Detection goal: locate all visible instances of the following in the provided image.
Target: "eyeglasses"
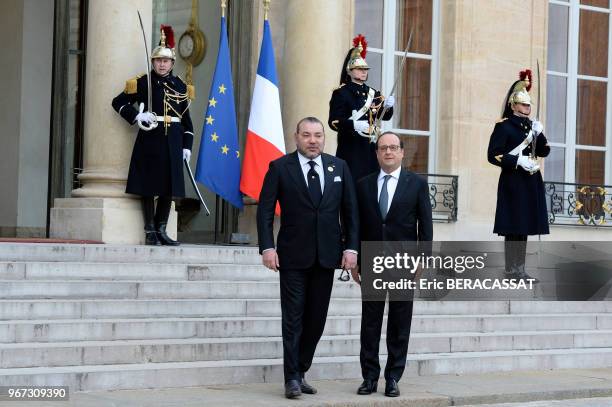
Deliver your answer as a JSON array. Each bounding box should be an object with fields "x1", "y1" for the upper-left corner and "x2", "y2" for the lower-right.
[{"x1": 377, "y1": 145, "x2": 401, "y2": 152}]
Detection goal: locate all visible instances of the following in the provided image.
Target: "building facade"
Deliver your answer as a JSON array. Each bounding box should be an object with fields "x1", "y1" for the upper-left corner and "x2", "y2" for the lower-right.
[{"x1": 1, "y1": 0, "x2": 611, "y2": 244}]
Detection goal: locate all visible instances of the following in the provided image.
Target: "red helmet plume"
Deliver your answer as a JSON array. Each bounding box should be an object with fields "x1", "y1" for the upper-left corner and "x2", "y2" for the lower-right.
[
  {"x1": 352, "y1": 34, "x2": 367, "y2": 58},
  {"x1": 519, "y1": 69, "x2": 532, "y2": 91},
  {"x1": 160, "y1": 25, "x2": 175, "y2": 49}
]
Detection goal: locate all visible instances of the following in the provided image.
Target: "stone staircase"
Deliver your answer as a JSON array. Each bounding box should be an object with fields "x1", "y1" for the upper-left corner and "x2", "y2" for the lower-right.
[{"x1": 0, "y1": 243, "x2": 611, "y2": 392}]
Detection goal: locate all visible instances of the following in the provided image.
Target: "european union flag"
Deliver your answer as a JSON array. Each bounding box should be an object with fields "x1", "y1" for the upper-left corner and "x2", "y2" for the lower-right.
[{"x1": 195, "y1": 16, "x2": 243, "y2": 209}]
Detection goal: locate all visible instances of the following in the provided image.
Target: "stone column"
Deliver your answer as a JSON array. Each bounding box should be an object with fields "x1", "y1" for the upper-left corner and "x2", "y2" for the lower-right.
[
  {"x1": 280, "y1": 0, "x2": 353, "y2": 154},
  {"x1": 237, "y1": 0, "x2": 353, "y2": 242},
  {"x1": 50, "y1": 0, "x2": 177, "y2": 243}
]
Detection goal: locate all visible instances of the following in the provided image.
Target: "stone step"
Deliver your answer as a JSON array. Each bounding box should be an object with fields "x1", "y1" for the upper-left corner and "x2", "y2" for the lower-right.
[
  {"x1": 2, "y1": 330, "x2": 612, "y2": 369},
  {"x1": 1, "y1": 314, "x2": 608, "y2": 343},
  {"x1": 0, "y1": 243, "x2": 261, "y2": 264},
  {"x1": 0, "y1": 280, "x2": 362, "y2": 299},
  {"x1": 0, "y1": 298, "x2": 363, "y2": 320},
  {"x1": 3, "y1": 348, "x2": 612, "y2": 392},
  {"x1": 2, "y1": 295, "x2": 611, "y2": 321},
  {"x1": 0, "y1": 262, "x2": 282, "y2": 281}
]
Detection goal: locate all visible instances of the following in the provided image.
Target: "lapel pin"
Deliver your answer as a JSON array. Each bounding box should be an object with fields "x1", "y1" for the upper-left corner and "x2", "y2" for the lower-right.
[{"x1": 328, "y1": 166, "x2": 334, "y2": 172}]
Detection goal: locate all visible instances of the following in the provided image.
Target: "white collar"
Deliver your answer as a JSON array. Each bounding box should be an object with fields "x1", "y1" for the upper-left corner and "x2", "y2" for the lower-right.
[
  {"x1": 297, "y1": 151, "x2": 323, "y2": 167},
  {"x1": 378, "y1": 166, "x2": 402, "y2": 181}
]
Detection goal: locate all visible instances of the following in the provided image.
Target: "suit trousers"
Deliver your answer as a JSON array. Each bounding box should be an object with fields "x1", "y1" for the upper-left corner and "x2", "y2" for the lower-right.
[
  {"x1": 279, "y1": 264, "x2": 334, "y2": 382},
  {"x1": 360, "y1": 296, "x2": 413, "y2": 381}
]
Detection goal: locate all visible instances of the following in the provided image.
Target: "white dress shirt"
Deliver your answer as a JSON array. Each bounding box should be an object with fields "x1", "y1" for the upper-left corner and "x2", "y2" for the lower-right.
[
  {"x1": 377, "y1": 166, "x2": 401, "y2": 214},
  {"x1": 297, "y1": 152, "x2": 324, "y2": 193}
]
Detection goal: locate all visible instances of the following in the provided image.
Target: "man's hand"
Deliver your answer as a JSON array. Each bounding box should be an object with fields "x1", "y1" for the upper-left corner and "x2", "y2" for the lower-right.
[
  {"x1": 353, "y1": 120, "x2": 370, "y2": 134},
  {"x1": 341, "y1": 251, "x2": 357, "y2": 271},
  {"x1": 262, "y1": 249, "x2": 280, "y2": 272},
  {"x1": 135, "y1": 111, "x2": 156, "y2": 125},
  {"x1": 351, "y1": 266, "x2": 361, "y2": 285},
  {"x1": 182, "y1": 149, "x2": 192, "y2": 162},
  {"x1": 517, "y1": 155, "x2": 536, "y2": 172},
  {"x1": 383, "y1": 95, "x2": 395, "y2": 108},
  {"x1": 532, "y1": 120, "x2": 543, "y2": 135}
]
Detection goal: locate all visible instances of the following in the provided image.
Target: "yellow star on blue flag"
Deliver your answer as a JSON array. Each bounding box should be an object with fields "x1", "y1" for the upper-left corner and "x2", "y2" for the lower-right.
[{"x1": 195, "y1": 16, "x2": 243, "y2": 209}]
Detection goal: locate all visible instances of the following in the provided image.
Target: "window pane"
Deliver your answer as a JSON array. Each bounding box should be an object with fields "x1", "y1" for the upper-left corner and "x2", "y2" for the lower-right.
[
  {"x1": 576, "y1": 79, "x2": 607, "y2": 146},
  {"x1": 575, "y1": 150, "x2": 605, "y2": 185},
  {"x1": 545, "y1": 75, "x2": 567, "y2": 143},
  {"x1": 395, "y1": 57, "x2": 430, "y2": 130},
  {"x1": 581, "y1": 0, "x2": 609, "y2": 7},
  {"x1": 544, "y1": 147, "x2": 565, "y2": 183},
  {"x1": 400, "y1": 135, "x2": 429, "y2": 172},
  {"x1": 396, "y1": 0, "x2": 432, "y2": 54},
  {"x1": 578, "y1": 9, "x2": 609, "y2": 77},
  {"x1": 355, "y1": 0, "x2": 384, "y2": 48},
  {"x1": 547, "y1": 4, "x2": 569, "y2": 73},
  {"x1": 365, "y1": 52, "x2": 383, "y2": 92}
]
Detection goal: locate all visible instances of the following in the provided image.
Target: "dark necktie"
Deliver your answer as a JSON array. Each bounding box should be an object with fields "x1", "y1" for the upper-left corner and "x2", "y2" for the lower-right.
[
  {"x1": 307, "y1": 161, "x2": 322, "y2": 206},
  {"x1": 379, "y1": 174, "x2": 391, "y2": 220}
]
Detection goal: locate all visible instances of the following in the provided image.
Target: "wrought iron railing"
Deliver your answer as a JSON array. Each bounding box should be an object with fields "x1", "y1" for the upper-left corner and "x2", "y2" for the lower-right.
[
  {"x1": 544, "y1": 181, "x2": 612, "y2": 227},
  {"x1": 417, "y1": 173, "x2": 458, "y2": 222}
]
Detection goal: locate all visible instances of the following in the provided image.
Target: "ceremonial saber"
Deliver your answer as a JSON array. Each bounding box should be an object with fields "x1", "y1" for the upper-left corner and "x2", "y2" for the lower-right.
[
  {"x1": 137, "y1": 10, "x2": 158, "y2": 131},
  {"x1": 373, "y1": 28, "x2": 414, "y2": 134},
  {"x1": 532, "y1": 60, "x2": 541, "y2": 158},
  {"x1": 184, "y1": 159, "x2": 211, "y2": 216}
]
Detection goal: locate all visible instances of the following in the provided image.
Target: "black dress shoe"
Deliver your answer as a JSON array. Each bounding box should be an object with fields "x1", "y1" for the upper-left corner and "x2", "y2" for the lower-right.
[
  {"x1": 300, "y1": 376, "x2": 317, "y2": 394},
  {"x1": 156, "y1": 223, "x2": 180, "y2": 246},
  {"x1": 384, "y1": 379, "x2": 400, "y2": 397},
  {"x1": 357, "y1": 379, "x2": 378, "y2": 395},
  {"x1": 284, "y1": 379, "x2": 301, "y2": 399}
]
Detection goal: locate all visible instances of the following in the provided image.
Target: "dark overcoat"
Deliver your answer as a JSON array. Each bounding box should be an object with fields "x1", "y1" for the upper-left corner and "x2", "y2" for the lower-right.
[
  {"x1": 111, "y1": 70, "x2": 194, "y2": 197},
  {"x1": 487, "y1": 114, "x2": 550, "y2": 236}
]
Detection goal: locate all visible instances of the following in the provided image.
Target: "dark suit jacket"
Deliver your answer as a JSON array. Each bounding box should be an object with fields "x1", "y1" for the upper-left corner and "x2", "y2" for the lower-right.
[
  {"x1": 257, "y1": 151, "x2": 359, "y2": 270},
  {"x1": 356, "y1": 169, "x2": 433, "y2": 242}
]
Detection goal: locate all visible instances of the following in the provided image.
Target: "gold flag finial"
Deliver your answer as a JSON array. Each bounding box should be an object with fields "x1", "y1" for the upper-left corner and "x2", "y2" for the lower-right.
[
  {"x1": 221, "y1": 0, "x2": 227, "y2": 18},
  {"x1": 264, "y1": 0, "x2": 271, "y2": 20}
]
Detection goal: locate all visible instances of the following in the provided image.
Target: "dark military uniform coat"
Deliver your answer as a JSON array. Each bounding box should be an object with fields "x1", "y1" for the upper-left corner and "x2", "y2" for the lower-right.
[
  {"x1": 112, "y1": 70, "x2": 194, "y2": 197},
  {"x1": 487, "y1": 114, "x2": 550, "y2": 236},
  {"x1": 328, "y1": 81, "x2": 393, "y2": 185}
]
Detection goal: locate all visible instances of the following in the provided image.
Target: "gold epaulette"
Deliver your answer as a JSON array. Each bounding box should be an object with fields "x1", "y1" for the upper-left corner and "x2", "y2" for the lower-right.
[
  {"x1": 333, "y1": 83, "x2": 346, "y2": 91},
  {"x1": 496, "y1": 117, "x2": 508, "y2": 123},
  {"x1": 124, "y1": 74, "x2": 144, "y2": 94},
  {"x1": 495, "y1": 154, "x2": 503, "y2": 162}
]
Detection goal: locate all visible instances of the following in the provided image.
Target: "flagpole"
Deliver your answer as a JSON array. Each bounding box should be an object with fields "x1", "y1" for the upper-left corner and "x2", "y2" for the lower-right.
[
  {"x1": 263, "y1": 0, "x2": 270, "y2": 20},
  {"x1": 221, "y1": 0, "x2": 226, "y2": 18}
]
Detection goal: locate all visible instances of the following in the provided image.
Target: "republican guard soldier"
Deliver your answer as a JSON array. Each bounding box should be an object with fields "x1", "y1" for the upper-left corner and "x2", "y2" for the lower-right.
[
  {"x1": 487, "y1": 69, "x2": 550, "y2": 281},
  {"x1": 112, "y1": 25, "x2": 195, "y2": 246},
  {"x1": 328, "y1": 35, "x2": 395, "y2": 186}
]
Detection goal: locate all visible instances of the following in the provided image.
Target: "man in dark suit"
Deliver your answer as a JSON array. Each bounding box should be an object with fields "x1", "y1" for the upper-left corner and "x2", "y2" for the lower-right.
[
  {"x1": 257, "y1": 117, "x2": 359, "y2": 399},
  {"x1": 352, "y1": 131, "x2": 433, "y2": 397}
]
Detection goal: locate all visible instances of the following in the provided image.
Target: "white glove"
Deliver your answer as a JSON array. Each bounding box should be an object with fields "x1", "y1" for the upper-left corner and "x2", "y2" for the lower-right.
[
  {"x1": 532, "y1": 120, "x2": 543, "y2": 135},
  {"x1": 517, "y1": 155, "x2": 535, "y2": 171},
  {"x1": 384, "y1": 95, "x2": 395, "y2": 108},
  {"x1": 135, "y1": 111, "x2": 156, "y2": 125},
  {"x1": 353, "y1": 120, "x2": 370, "y2": 134},
  {"x1": 182, "y1": 149, "x2": 191, "y2": 162}
]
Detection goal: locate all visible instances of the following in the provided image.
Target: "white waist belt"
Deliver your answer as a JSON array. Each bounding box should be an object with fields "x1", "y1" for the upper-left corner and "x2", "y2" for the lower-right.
[{"x1": 155, "y1": 115, "x2": 181, "y2": 123}]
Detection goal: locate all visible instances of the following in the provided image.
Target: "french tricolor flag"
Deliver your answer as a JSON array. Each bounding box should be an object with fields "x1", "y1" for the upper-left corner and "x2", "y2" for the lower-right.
[{"x1": 240, "y1": 19, "x2": 285, "y2": 208}]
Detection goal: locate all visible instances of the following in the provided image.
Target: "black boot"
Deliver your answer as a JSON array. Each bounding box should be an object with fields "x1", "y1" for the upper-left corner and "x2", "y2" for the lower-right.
[
  {"x1": 142, "y1": 198, "x2": 161, "y2": 246},
  {"x1": 145, "y1": 223, "x2": 162, "y2": 246},
  {"x1": 156, "y1": 222, "x2": 180, "y2": 246}
]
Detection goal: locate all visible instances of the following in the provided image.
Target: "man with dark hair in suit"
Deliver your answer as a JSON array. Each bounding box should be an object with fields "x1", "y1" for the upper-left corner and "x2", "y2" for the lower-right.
[
  {"x1": 257, "y1": 117, "x2": 359, "y2": 399},
  {"x1": 352, "y1": 131, "x2": 433, "y2": 397}
]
